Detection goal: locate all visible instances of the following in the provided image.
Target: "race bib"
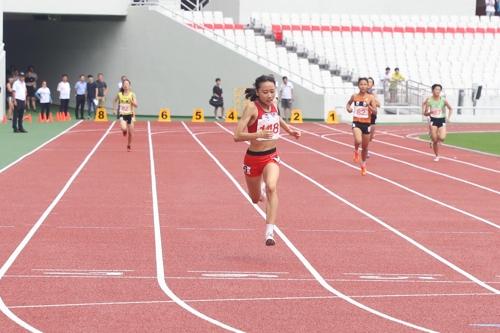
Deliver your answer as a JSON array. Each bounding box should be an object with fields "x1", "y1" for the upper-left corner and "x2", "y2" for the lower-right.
[
  {"x1": 256, "y1": 112, "x2": 280, "y2": 141},
  {"x1": 431, "y1": 108, "x2": 441, "y2": 117},
  {"x1": 354, "y1": 106, "x2": 369, "y2": 119},
  {"x1": 119, "y1": 103, "x2": 132, "y2": 115}
]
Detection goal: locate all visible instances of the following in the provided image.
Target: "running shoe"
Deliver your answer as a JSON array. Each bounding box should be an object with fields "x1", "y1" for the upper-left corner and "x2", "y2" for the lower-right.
[
  {"x1": 123, "y1": 130, "x2": 127, "y2": 137},
  {"x1": 354, "y1": 151, "x2": 360, "y2": 163},
  {"x1": 222, "y1": 116, "x2": 226, "y2": 120},
  {"x1": 367, "y1": 152, "x2": 371, "y2": 158},
  {"x1": 215, "y1": 117, "x2": 220, "y2": 120},
  {"x1": 259, "y1": 182, "x2": 266, "y2": 202},
  {"x1": 127, "y1": 146, "x2": 132, "y2": 152},
  {"x1": 361, "y1": 166, "x2": 367, "y2": 176},
  {"x1": 265, "y1": 233, "x2": 276, "y2": 246},
  {"x1": 434, "y1": 156, "x2": 439, "y2": 162}
]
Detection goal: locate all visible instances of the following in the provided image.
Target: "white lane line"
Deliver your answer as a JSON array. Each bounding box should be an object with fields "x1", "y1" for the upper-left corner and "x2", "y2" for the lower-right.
[
  {"x1": 32, "y1": 269, "x2": 134, "y2": 272},
  {"x1": 177, "y1": 228, "x2": 255, "y2": 231},
  {"x1": 150, "y1": 130, "x2": 186, "y2": 135},
  {"x1": 217, "y1": 123, "x2": 500, "y2": 288},
  {"x1": 0, "y1": 121, "x2": 115, "y2": 333},
  {"x1": 281, "y1": 141, "x2": 500, "y2": 295},
  {"x1": 0, "y1": 121, "x2": 83, "y2": 174},
  {"x1": 316, "y1": 123, "x2": 500, "y2": 174},
  {"x1": 147, "y1": 121, "x2": 243, "y2": 333},
  {"x1": 203, "y1": 122, "x2": 439, "y2": 332},
  {"x1": 290, "y1": 126, "x2": 500, "y2": 230},
  {"x1": 6, "y1": 274, "x2": 500, "y2": 285},
  {"x1": 297, "y1": 229, "x2": 375, "y2": 233},
  {"x1": 188, "y1": 271, "x2": 289, "y2": 274},
  {"x1": 320, "y1": 133, "x2": 500, "y2": 196},
  {"x1": 415, "y1": 231, "x2": 493, "y2": 235},
  {"x1": 56, "y1": 226, "x2": 136, "y2": 229},
  {"x1": 344, "y1": 273, "x2": 443, "y2": 276},
  {"x1": 7, "y1": 292, "x2": 497, "y2": 310}
]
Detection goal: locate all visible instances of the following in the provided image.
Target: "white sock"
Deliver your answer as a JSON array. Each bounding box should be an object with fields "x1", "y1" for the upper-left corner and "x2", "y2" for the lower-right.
[
  {"x1": 361, "y1": 161, "x2": 366, "y2": 166},
  {"x1": 265, "y1": 224, "x2": 274, "y2": 235}
]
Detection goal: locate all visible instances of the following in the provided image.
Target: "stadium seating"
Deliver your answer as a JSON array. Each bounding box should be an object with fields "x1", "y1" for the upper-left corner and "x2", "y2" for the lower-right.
[{"x1": 180, "y1": 11, "x2": 500, "y2": 95}]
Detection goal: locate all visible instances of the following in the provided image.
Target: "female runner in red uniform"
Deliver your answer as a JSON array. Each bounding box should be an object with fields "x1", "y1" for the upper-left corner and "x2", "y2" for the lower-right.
[{"x1": 233, "y1": 75, "x2": 301, "y2": 246}]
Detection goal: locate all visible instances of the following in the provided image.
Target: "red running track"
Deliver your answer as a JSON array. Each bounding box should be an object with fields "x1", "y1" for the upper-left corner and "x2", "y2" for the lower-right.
[{"x1": 0, "y1": 121, "x2": 499, "y2": 332}]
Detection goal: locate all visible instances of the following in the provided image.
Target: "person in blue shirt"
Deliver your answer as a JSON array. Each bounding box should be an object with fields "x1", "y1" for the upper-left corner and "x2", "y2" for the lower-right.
[{"x1": 74, "y1": 75, "x2": 87, "y2": 120}]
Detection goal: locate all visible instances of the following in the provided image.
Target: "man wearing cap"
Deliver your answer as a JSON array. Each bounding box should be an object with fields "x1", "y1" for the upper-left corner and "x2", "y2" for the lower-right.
[{"x1": 12, "y1": 71, "x2": 28, "y2": 133}]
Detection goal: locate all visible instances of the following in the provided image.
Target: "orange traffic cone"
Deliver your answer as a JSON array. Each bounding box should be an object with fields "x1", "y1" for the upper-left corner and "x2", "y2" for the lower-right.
[
  {"x1": 2, "y1": 114, "x2": 6, "y2": 124},
  {"x1": 49, "y1": 113, "x2": 54, "y2": 122},
  {"x1": 23, "y1": 114, "x2": 32, "y2": 123},
  {"x1": 38, "y1": 113, "x2": 43, "y2": 122},
  {"x1": 65, "y1": 113, "x2": 71, "y2": 121}
]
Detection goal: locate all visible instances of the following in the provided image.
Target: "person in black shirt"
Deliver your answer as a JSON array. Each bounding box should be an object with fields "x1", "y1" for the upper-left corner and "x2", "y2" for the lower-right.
[
  {"x1": 212, "y1": 78, "x2": 225, "y2": 120},
  {"x1": 25, "y1": 71, "x2": 37, "y2": 112},
  {"x1": 95, "y1": 73, "x2": 108, "y2": 108},
  {"x1": 86, "y1": 75, "x2": 98, "y2": 119}
]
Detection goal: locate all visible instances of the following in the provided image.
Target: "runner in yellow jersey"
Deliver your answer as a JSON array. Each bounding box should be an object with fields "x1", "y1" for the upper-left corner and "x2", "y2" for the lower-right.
[{"x1": 113, "y1": 79, "x2": 138, "y2": 152}]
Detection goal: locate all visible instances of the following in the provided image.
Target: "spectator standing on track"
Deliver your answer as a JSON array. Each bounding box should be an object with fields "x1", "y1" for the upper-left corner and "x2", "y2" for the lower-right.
[
  {"x1": 25, "y1": 71, "x2": 37, "y2": 112},
  {"x1": 74, "y1": 75, "x2": 87, "y2": 119},
  {"x1": 346, "y1": 78, "x2": 377, "y2": 176},
  {"x1": 279, "y1": 76, "x2": 294, "y2": 122},
  {"x1": 86, "y1": 75, "x2": 97, "y2": 120},
  {"x1": 212, "y1": 78, "x2": 225, "y2": 120},
  {"x1": 36, "y1": 81, "x2": 52, "y2": 122},
  {"x1": 113, "y1": 79, "x2": 138, "y2": 152},
  {"x1": 95, "y1": 73, "x2": 108, "y2": 109},
  {"x1": 57, "y1": 75, "x2": 71, "y2": 118},
  {"x1": 390, "y1": 68, "x2": 405, "y2": 103},
  {"x1": 486, "y1": 0, "x2": 496, "y2": 17},
  {"x1": 423, "y1": 84, "x2": 452, "y2": 162},
  {"x1": 6, "y1": 76, "x2": 14, "y2": 121},
  {"x1": 12, "y1": 71, "x2": 28, "y2": 133},
  {"x1": 233, "y1": 74, "x2": 301, "y2": 246}
]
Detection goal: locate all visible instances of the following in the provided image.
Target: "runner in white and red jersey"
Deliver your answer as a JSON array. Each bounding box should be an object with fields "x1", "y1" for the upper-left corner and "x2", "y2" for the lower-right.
[{"x1": 233, "y1": 74, "x2": 301, "y2": 246}]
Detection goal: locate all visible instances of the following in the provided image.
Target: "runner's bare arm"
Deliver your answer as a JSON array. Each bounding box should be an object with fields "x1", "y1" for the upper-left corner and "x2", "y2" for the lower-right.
[{"x1": 346, "y1": 95, "x2": 355, "y2": 112}]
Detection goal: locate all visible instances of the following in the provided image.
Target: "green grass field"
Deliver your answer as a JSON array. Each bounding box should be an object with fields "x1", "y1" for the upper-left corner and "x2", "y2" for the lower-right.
[{"x1": 420, "y1": 132, "x2": 500, "y2": 155}]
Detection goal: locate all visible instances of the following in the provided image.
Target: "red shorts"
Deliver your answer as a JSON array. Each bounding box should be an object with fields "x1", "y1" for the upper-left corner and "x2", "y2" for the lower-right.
[{"x1": 243, "y1": 148, "x2": 280, "y2": 177}]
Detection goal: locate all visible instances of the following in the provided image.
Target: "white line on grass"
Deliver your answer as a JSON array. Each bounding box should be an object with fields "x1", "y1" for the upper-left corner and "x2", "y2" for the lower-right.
[
  {"x1": 200, "y1": 122, "x2": 439, "y2": 333},
  {"x1": 0, "y1": 121, "x2": 114, "y2": 333},
  {"x1": 147, "y1": 122, "x2": 244, "y2": 333},
  {"x1": 0, "y1": 121, "x2": 83, "y2": 174}
]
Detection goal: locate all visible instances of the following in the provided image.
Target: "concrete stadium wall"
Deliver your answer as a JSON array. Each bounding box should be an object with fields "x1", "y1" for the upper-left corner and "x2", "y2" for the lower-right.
[
  {"x1": 237, "y1": 0, "x2": 476, "y2": 24},
  {"x1": 3, "y1": 6, "x2": 325, "y2": 118},
  {"x1": 3, "y1": 0, "x2": 130, "y2": 16}
]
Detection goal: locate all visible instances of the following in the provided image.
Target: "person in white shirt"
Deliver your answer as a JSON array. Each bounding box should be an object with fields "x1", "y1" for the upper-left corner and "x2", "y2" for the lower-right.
[
  {"x1": 379, "y1": 67, "x2": 391, "y2": 89},
  {"x1": 57, "y1": 75, "x2": 71, "y2": 118},
  {"x1": 36, "y1": 81, "x2": 52, "y2": 121},
  {"x1": 486, "y1": 0, "x2": 496, "y2": 17},
  {"x1": 12, "y1": 72, "x2": 28, "y2": 133},
  {"x1": 279, "y1": 76, "x2": 294, "y2": 122}
]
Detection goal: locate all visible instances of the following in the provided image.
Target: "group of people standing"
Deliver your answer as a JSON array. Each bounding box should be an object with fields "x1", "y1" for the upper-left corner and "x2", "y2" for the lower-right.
[{"x1": 5, "y1": 69, "x2": 137, "y2": 148}]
